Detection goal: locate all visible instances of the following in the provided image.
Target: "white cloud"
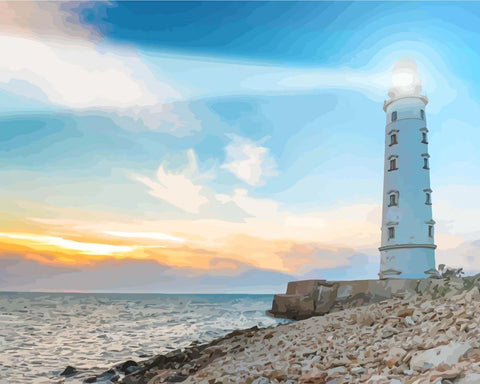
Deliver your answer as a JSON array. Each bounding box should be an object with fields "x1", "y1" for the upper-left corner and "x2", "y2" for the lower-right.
[
  {"x1": 133, "y1": 150, "x2": 208, "y2": 214},
  {"x1": 0, "y1": 2, "x2": 185, "y2": 130},
  {"x1": 0, "y1": 35, "x2": 179, "y2": 109},
  {"x1": 216, "y1": 188, "x2": 279, "y2": 218},
  {"x1": 103, "y1": 231, "x2": 185, "y2": 244},
  {"x1": 221, "y1": 135, "x2": 278, "y2": 186}
]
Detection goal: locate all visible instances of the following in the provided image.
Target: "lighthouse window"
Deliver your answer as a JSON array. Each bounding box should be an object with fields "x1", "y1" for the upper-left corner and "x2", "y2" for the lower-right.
[
  {"x1": 422, "y1": 132, "x2": 428, "y2": 144},
  {"x1": 390, "y1": 134, "x2": 398, "y2": 146},
  {"x1": 389, "y1": 194, "x2": 396, "y2": 206},
  {"x1": 388, "y1": 191, "x2": 399, "y2": 206},
  {"x1": 389, "y1": 158, "x2": 398, "y2": 171},
  {"x1": 391, "y1": 111, "x2": 397, "y2": 121},
  {"x1": 425, "y1": 192, "x2": 431, "y2": 205},
  {"x1": 423, "y1": 158, "x2": 429, "y2": 169},
  {"x1": 428, "y1": 225, "x2": 433, "y2": 238},
  {"x1": 420, "y1": 109, "x2": 425, "y2": 120},
  {"x1": 388, "y1": 227, "x2": 395, "y2": 240}
]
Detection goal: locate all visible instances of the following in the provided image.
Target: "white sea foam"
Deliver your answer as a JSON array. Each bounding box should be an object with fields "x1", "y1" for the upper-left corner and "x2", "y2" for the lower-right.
[{"x1": 0, "y1": 292, "x2": 289, "y2": 383}]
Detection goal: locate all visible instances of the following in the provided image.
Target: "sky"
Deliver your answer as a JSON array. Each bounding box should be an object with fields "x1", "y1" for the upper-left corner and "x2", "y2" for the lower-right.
[{"x1": 1, "y1": 1, "x2": 480, "y2": 293}]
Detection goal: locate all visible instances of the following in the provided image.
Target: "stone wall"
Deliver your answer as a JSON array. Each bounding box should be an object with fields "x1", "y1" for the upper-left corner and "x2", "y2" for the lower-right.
[{"x1": 267, "y1": 274, "x2": 480, "y2": 320}]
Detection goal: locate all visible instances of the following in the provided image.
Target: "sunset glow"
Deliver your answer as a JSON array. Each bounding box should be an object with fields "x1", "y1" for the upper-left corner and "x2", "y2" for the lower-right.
[{"x1": 2, "y1": 2, "x2": 480, "y2": 292}]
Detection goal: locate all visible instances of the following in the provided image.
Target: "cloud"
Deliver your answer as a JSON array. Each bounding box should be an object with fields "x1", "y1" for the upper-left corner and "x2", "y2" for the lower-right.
[
  {"x1": 0, "y1": 2, "x2": 103, "y2": 41},
  {"x1": 0, "y1": 232, "x2": 136, "y2": 256},
  {"x1": 221, "y1": 135, "x2": 278, "y2": 186},
  {"x1": 117, "y1": 102, "x2": 202, "y2": 135},
  {"x1": 0, "y1": 253, "x2": 296, "y2": 293},
  {"x1": 133, "y1": 150, "x2": 208, "y2": 214},
  {"x1": 0, "y1": 35, "x2": 178, "y2": 109},
  {"x1": 103, "y1": 231, "x2": 185, "y2": 244},
  {"x1": 216, "y1": 188, "x2": 279, "y2": 218},
  {"x1": 0, "y1": 2, "x2": 185, "y2": 130}
]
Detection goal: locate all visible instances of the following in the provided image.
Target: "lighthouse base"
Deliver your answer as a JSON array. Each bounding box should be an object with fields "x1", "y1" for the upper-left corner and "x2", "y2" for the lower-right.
[{"x1": 379, "y1": 246, "x2": 436, "y2": 279}]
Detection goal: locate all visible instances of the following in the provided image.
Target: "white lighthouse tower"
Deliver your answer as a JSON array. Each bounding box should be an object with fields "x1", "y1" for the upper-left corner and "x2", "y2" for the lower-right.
[{"x1": 379, "y1": 58, "x2": 436, "y2": 279}]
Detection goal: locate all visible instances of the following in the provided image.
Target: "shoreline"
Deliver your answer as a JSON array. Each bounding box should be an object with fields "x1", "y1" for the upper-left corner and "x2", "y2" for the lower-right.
[
  {"x1": 58, "y1": 324, "x2": 283, "y2": 384},
  {"x1": 60, "y1": 283, "x2": 480, "y2": 384},
  {"x1": 0, "y1": 292, "x2": 281, "y2": 384}
]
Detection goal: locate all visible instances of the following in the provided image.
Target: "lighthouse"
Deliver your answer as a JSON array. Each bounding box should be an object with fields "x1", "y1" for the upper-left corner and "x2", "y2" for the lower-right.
[{"x1": 379, "y1": 58, "x2": 436, "y2": 279}]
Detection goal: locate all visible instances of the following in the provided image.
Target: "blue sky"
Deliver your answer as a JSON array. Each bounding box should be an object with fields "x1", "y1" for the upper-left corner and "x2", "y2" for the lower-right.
[{"x1": 1, "y1": 1, "x2": 480, "y2": 292}]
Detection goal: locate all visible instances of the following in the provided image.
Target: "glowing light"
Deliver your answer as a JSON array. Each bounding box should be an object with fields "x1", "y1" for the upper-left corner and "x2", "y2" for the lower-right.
[
  {"x1": 103, "y1": 231, "x2": 185, "y2": 243},
  {"x1": 389, "y1": 57, "x2": 422, "y2": 98},
  {"x1": 0, "y1": 233, "x2": 136, "y2": 255},
  {"x1": 392, "y1": 71, "x2": 415, "y2": 88}
]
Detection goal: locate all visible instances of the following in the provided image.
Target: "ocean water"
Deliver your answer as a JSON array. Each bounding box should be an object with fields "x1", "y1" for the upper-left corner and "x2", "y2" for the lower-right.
[{"x1": 0, "y1": 292, "x2": 289, "y2": 384}]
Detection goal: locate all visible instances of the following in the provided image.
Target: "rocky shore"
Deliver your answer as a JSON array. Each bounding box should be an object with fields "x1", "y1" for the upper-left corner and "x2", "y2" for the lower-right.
[{"x1": 62, "y1": 276, "x2": 480, "y2": 384}]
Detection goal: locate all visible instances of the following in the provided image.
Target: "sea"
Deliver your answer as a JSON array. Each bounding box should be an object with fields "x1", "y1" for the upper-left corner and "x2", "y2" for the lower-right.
[{"x1": 0, "y1": 292, "x2": 290, "y2": 384}]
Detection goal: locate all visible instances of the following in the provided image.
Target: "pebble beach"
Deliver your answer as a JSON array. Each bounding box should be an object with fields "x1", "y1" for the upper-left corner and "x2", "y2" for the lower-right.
[{"x1": 115, "y1": 286, "x2": 480, "y2": 384}]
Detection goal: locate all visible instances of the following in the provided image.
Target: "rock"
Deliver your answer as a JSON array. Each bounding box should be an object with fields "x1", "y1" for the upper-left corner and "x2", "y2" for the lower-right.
[
  {"x1": 357, "y1": 310, "x2": 375, "y2": 327},
  {"x1": 456, "y1": 373, "x2": 480, "y2": 383},
  {"x1": 298, "y1": 367, "x2": 328, "y2": 384},
  {"x1": 123, "y1": 376, "x2": 143, "y2": 384},
  {"x1": 396, "y1": 307, "x2": 414, "y2": 317},
  {"x1": 272, "y1": 294, "x2": 312, "y2": 319},
  {"x1": 147, "y1": 370, "x2": 171, "y2": 384},
  {"x1": 460, "y1": 347, "x2": 480, "y2": 362},
  {"x1": 125, "y1": 366, "x2": 139, "y2": 374},
  {"x1": 99, "y1": 368, "x2": 115, "y2": 377},
  {"x1": 298, "y1": 297, "x2": 315, "y2": 318},
  {"x1": 384, "y1": 347, "x2": 407, "y2": 366},
  {"x1": 314, "y1": 285, "x2": 337, "y2": 314},
  {"x1": 60, "y1": 366, "x2": 78, "y2": 376},
  {"x1": 113, "y1": 276, "x2": 480, "y2": 384},
  {"x1": 330, "y1": 356, "x2": 350, "y2": 366},
  {"x1": 164, "y1": 349, "x2": 187, "y2": 363},
  {"x1": 430, "y1": 367, "x2": 461, "y2": 381},
  {"x1": 410, "y1": 342, "x2": 472, "y2": 371},
  {"x1": 119, "y1": 360, "x2": 138, "y2": 373},
  {"x1": 269, "y1": 370, "x2": 287, "y2": 381},
  {"x1": 351, "y1": 366, "x2": 365, "y2": 375},
  {"x1": 149, "y1": 354, "x2": 167, "y2": 369},
  {"x1": 381, "y1": 325, "x2": 398, "y2": 339},
  {"x1": 97, "y1": 369, "x2": 116, "y2": 381},
  {"x1": 404, "y1": 316, "x2": 415, "y2": 326},
  {"x1": 251, "y1": 377, "x2": 272, "y2": 384},
  {"x1": 83, "y1": 377, "x2": 96, "y2": 383},
  {"x1": 465, "y1": 286, "x2": 480, "y2": 302},
  {"x1": 286, "y1": 280, "x2": 326, "y2": 295},
  {"x1": 327, "y1": 366, "x2": 346, "y2": 376},
  {"x1": 166, "y1": 372, "x2": 188, "y2": 382}
]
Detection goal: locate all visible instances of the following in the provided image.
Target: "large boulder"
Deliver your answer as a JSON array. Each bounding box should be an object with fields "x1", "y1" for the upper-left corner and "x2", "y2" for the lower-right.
[
  {"x1": 313, "y1": 285, "x2": 337, "y2": 315},
  {"x1": 410, "y1": 342, "x2": 472, "y2": 371},
  {"x1": 271, "y1": 294, "x2": 314, "y2": 319},
  {"x1": 286, "y1": 280, "x2": 325, "y2": 296},
  {"x1": 270, "y1": 275, "x2": 480, "y2": 321}
]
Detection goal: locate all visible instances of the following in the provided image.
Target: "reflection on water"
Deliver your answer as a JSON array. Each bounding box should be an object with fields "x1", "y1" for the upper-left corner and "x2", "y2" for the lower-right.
[{"x1": 0, "y1": 292, "x2": 289, "y2": 383}]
